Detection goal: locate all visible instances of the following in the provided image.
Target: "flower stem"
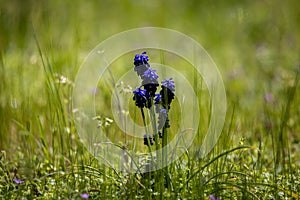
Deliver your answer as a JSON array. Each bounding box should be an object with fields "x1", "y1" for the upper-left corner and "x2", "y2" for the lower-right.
[
  {"x1": 162, "y1": 119, "x2": 170, "y2": 189},
  {"x1": 140, "y1": 108, "x2": 153, "y2": 165},
  {"x1": 149, "y1": 104, "x2": 161, "y2": 168}
]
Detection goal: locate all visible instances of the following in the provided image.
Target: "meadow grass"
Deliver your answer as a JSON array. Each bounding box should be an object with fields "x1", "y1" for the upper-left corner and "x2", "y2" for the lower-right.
[{"x1": 1, "y1": 0, "x2": 300, "y2": 199}]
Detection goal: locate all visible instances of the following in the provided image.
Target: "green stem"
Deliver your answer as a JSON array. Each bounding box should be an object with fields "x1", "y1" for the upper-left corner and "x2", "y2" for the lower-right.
[
  {"x1": 150, "y1": 105, "x2": 161, "y2": 165},
  {"x1": 149, "y1": 103, "x2": 164, "y2": 193},
  {"x1": 162, "y1": 119, "x2": 170, "y2": 189},
  {"x1": 162, "y1": 126, "x2": 167, "y2": 165},
  {"x1": 140, "y1": 108, "x2": 153, "y2": 163}
]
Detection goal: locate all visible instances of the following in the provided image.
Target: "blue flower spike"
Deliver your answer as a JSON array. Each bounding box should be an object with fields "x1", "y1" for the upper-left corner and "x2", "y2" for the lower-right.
[
  {"x1": 161, "y1": 78, "x2": 175, "y2": 92},
  {"x1": 134, "y1": 51, "x2": 149, "y2": 66},
  {"x1": 132, "y1": 52, "x2": 176, "y2": 148},
  {"x1": 134, "y1": 52, "x2": 150, "y2": 77},
  {"x1": 142, "y1": 68, "x2": 159, "y2": 97},
  {"x1": 143, "y1": 68, "x2": 159, "y2": 82},
  {"x1": 133, "y1": 88, "x2": 149, "y2": 108},
  {"x1": 160, "y1": 78, "x2": 175, "y2": 109}
]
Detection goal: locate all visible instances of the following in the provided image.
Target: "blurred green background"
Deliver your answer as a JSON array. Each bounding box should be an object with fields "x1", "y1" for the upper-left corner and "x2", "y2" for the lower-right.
[{"x1": 0, "y1": 0, "x2": 299, "y2": 155}]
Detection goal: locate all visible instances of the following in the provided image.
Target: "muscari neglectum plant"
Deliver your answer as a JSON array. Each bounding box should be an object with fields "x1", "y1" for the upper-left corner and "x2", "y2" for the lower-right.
[{"x1": 133, "y1": 52, "x2": 175, "y2": 177}]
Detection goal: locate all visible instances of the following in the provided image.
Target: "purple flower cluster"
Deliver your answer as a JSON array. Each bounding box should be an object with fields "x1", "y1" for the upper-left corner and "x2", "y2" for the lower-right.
[
  {"x1": 80, "y1": 193, "x2": 90, "y2": 199},
  {"x1": 13, "y1": 179, "x2": 24, "y2": 184},
  {"x1": 134, "y1": 52, "x2": 151, "y2": 83},
  {"x1": 156, "y1": 78, "x2": 175, "y2": 133},
  {"x1": 132, "y1": 52, "x2": 175, "y2": 146},
  {"x1": 133, "y1": 88, "x2": 150, "y2": 109},
  {"x1": 209, "y1": 195, "x2": 221, "y2": 200},
  {"x1": 160, "y1": 78, "x2": 175, "y2": 109},
  {"x1": 162, "y1": 78, "x2": 175, "y2": 92},
  {"x1": 134, "y1": 52, "x2": 159, "y2": 98},
  {"x1": 142, "y1": 68, "x2": 159, "y2": 97},
  {"x1": 134, "y1": 51, "x2": 149, "y2": 68}
]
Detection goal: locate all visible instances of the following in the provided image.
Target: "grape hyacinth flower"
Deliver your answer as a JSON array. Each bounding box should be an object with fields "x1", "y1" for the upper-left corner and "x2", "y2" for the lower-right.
[
  {"x1": 134, "y1": 52, "x2": 160, "y2": 97},
  {"x1": 160, "y1": 78, "x2": 175, "y2": 109},
  {"x1": 133, "y1": 88, "x2": 149, "y2": 108},
  {"x1": 143, "y1": 68, "x2": 159, "y2": 82},
  {"x1": 161, "y1": 78, "x2": 175, "y2": 91},
  {"x1": 134, "y1": 52, "x2": 150, "y2": 77},
  {"x1": 132, "y1": 52, "x2": 175, "y2": 152},
  {"x1": 142, "y1": 68, "x2": 159, "y2": 97},
  {"x1": 133, "y1": 52, "x2": 160, "y2": 108}
]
